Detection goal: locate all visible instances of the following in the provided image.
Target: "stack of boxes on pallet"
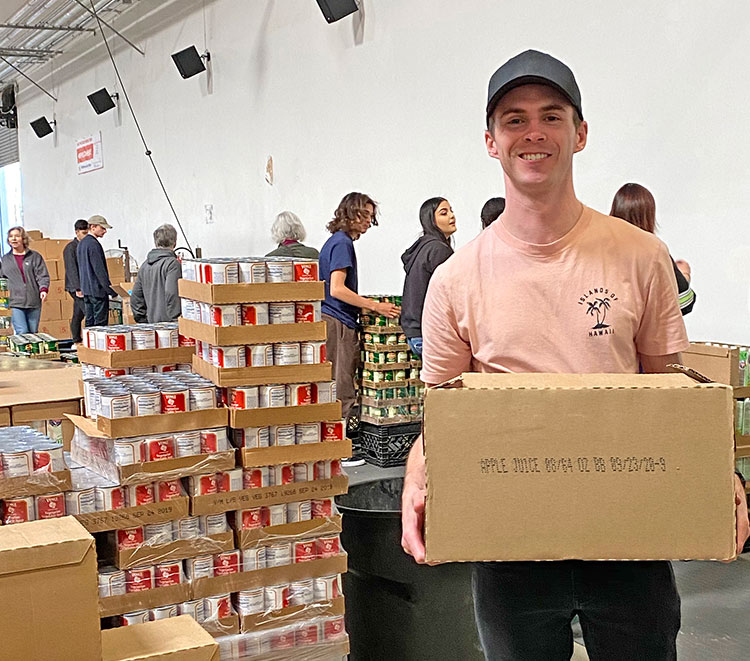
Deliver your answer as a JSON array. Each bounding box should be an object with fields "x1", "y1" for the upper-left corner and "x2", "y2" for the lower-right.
[
  {"x1": 177, "y1": 255, "x2": 351, "y2": 658},
  {"x1": 358, "y1": 295, "x2": 424, "y2": 467},
  {"x1": 0, "y1": 278, "x2": 12, "y2": 336}
]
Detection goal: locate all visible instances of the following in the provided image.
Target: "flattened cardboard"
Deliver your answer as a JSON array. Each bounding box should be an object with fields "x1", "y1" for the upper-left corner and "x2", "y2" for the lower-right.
[
  {"x1": 240, "y1": 439, "x2": 352, "y2": 468},
  {"x1": 191, "y1": 554, "x2": 347, "y2": 598},
  {"x1": 77, "y1": 345, "x2": 195, "y2": 368},
  {"x1": 74, "y1": 497, "x2": 189, "y2": 533},
  {"x1": 180, "y1": 318, "x2": 328, "y2": 346},
  {"x1": 11, "y1": 398, "x2": 81, "y2": 423},
  {"x1": 736, "y1": 445, "x2": 750, "y2": 458},
  {"x1": 236, "y1": 515, "x2": 342, "y2": 549},
  {"x1": 191, "y1": 476, "x2": 349, "y2": 516},
  {"x1": 100, "y1": 583, "x2": 192, "y2": 617},
  {"x1": 115, "y1": 532, "x2": 234, "y2": 569},
  {"x1": 0, "y1": 518, "x2": 101, "y2": 661},
  {"x1": 682, "y1": 342, "x2": 740, "y2": 386},
  {"x1": 0, "y1": 406, "x2": 9, "y2": 426},
  {"x1": 192, "y1": 354, "x2": 331, "y2": 387},
  {"x1": 240, "y1": 597, "x2": 344, "y2": 633},
  {"x1": 230, "y1": 401, "x2": 341, "y2": 428},
  {"x1": 0, "y1": 365, "x2": 81, "y2": 408},
  {"x1": 95, "y1": 408, "x2": 228, "y2": 438},
  {"x1": 101, "y1": 615, "x2": 220, "y2": 661},
  {"x1": 424, "y1": 372, "x2": 736, "y2": 562},
  {"x1": 0, "y1": 469, "x2": 72, "y2": 499},
  {"x1": 178, "y1": 279, "x2": 324, "y2": 304}
]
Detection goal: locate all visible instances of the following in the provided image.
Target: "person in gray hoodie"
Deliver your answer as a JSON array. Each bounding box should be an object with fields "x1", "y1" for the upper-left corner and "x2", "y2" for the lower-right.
[
  {"x1": 0, "y1": 226, "x2": 50, "y2": 334},
  {"x1": 130, "y1": 224, "x2": 182, "y2": 323}
]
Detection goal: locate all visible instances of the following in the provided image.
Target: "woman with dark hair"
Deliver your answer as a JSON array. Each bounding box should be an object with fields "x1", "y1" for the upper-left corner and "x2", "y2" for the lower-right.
[
  {"x1": 0, "y1": 226, "x2": 50, "y2": 334},
  {"x1": 610, "y1": 183, "x2": 696, "y2": 315},
  {"x1": 400, "y1": 197, "x2": 457, "y2": 355}
]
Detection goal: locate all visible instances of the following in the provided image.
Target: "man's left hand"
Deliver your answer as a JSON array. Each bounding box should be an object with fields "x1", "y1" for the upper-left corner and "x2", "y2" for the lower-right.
[{"x1": 735, "y1": 473, "x2": 749, "y2": 556}]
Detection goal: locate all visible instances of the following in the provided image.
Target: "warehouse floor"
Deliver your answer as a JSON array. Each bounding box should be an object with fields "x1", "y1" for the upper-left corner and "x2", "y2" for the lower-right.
[{"x1": 345, "y1": 463, "x2": 750, "y2": 661}]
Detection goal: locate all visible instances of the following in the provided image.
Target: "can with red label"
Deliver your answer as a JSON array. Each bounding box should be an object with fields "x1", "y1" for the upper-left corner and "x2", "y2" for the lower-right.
[
  {"x1": 295, "y1": 422, "x2": 321, "y2": 444},
  {"x1": 144, "y1": 521, "x2": 175, "y2": 544},
  {"x1": 178, "y1": 333, "x2": 196, "y2": 347},
  {"x1": 188, "y1": 473, "x2": 218, "y2": 497},
  {"x1": 98, "y1": 566, "x2": 126, "y2": 598},
  {"x1": 269, "y1": 424, "x2": 295, "y2": 446},
  {"x1": 213, "y1": 550, "x2": 240, "y2": 576},
  {"x1": 247, "y1": 343, "x2": 273, "y2": 367},
  {"x1": 210, "y1": 345, "x2": 246, "y2": 368},
  {"x1": 95, "y1": 484, "x2": 127, "y2": 511},
  {"x1": 229, "y1": 386, "x2": 259, "y2": 410},
  {"x1": 312, "y1": 381, "x2": 336, "y2": 404},
  {"x1": 161, "y1": 388, "x2": 189, "y2": 413},
  {"x1": 269, "y1": 464, "x2": 294, "y2": 487},
  {"x1": 151, "y1": 604, "x2": 178, "y2": 620},
  {"x1": 132, "y1": 389, "x2": 161, "y2": 416},
  {"x1": 314, "y1": 574, "x2": 342, "y2": 601},
  {"x1": 312, "y1": 498, "x2": 336, "y2": 519},
  {"x1": 184, "y1": 554, "x2": 214, "y2": 580},
  {"x1": 204, "y1": 593, "x2": 233, "y2": 620},
  {"x1": 235, "y1": 587, "x2": 264, "y2": 615},
  {"x1": 117, "y1": 527, "x2": 144, "y2": 550},
  {"x1": 235, "y1": 426, "x2": 270, "y2": 449},
  {"x1": 289, "y1": 578, "x2": 314, "y2": 606},
  {"x1": 270, "y1": 629, "x2": 296, "y2": 650},
  {"x1": 106, "y1": 329, "x2": 132, "y2": 352},
  {"x1": 144, "y1": 436, "x2": 175, "y2": 461},
  {"x1": 293, "y1": 537, "x2": 316, "y2": 563},
  {"x1": 179, "y1": 599, "x2": 205, "y2": 623},
  {"x1": 238, "y1": 260, "x2": 267, "y2": 283},
  {"x1": 287, "y1": 500, "x2": 312, "y2": 523},
  {"x1": 262, "y1": 504, "x2": 287, "y2": 528},
  {"x1": 241, "y1": 303, "x2": 270, "y2": 326},
  {"x1": 175, "y1": 516, "x2": 201, "y2": 540},
  {"x1": 35, "y1": 492, "x2": 66, "y2": 519},
  {"x1": 156, "y1": 478, "x2": 183, "y2": 501},
  {"x1": 200, "y1": 427, "x2": 229, "y2": 453},
  {"x1": 126, "y1": 483, "x2": 156, "y2": 506},
  {"x1": 317, "y1": 535, "x2": 341, "y2": 558},
  {"x1": 300, "y1": 339, "x2": 326, "y2": 363},
  {"x1": 155, "y1": 326, "x2": 179, "y2": 348},
  {"x1": 200, "y1": 513, "x2": 228, "y2": 535},
  {"x1": 314, "y1": 460, "x2": 332, "y2": 480},
  {"x1": 65, "y1": 488, "x2": 97, "y2": 514},
  {"x1": 126, "y1": 566, "x2": 155, "y2": 593},
  {"x1": 259, "y1": 384, "x2": 287, "y2": 408},
  {"x1": 189, "y1": 385, "x2": 216, "y2": 410},
  {"x1": 102, "y1": 367, "x2": 129, "y2": 377},
  {"x1": 32, "y1": 446, "x2": 65, "y2": 472},
  {"x1": 234, "y1": 507, "x2": 263, "y2": 530},
  {"x1": 294, "y1": 261, "x2": 319, "y2": 282},
  {"x1": 286, "y1": 383, "x2": 313, "y2": 406},
  {"x1": 265, "y1": 541, "x2": 292, "y2": 567},
  {"x1": 202, "y1": 261, "x2": 239, "y2": 284},
  {"x1": 155, "y1": 561, "x2": 183, "y2": 587},
  {"x1": 241, "y1": 547, "x2": 267, "y2": 572},
  {"x1": 321, "y1": 421, "x2": 345, "y2": 441},
  {"x1": 264, "y1": 584, "x2": 290, "y2": 610},
  {"x1": 210, "y1": 304, "x2": 241, "y2": 327},
  {"x1": 242, "y1": 467, "x2": 270, "y2": 489},
  {"x1": 273, "y1": 343, "x2": 301, "y2": 365},
  {"x1": 295, "y1": 301, "x2": 322, "y2": 324},
  {"x1": 120, "y1": 610, "x2": 150, "y2": 626},
  {"x1": 174, "y1": 430, "x2": 201, "y2": 457},
  {"x1": 296, "y1": 622, "x2": 321, "y2": 646},
  {"x1": 331, "y1": 459, "x2": 343, "y2": 476},
  {"x1": 293, "y1": 462, "x2": 315, "y2": 482},
  {"x1": 268, "y1": 302, "x2": 295, "y2": 325},
  {"x1": 131, "y1": 327, "x2": 157, "y2": 350},
  {"x1": 324, "y1": 615, "x2": 347, "y2": 640},
  {"x1": 154, "y1": 363, "x2": 177, "y2": 373}
]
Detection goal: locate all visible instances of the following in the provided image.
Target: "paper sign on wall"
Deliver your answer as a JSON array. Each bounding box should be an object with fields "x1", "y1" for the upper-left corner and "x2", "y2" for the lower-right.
[{"x1": 76, "y1": 132, "x2": 104, "y2": 174}]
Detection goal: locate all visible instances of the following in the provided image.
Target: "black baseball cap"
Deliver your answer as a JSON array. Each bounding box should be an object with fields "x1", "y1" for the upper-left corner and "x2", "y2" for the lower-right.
[{"x1": 486, "y1": 50, "x2": 583, "y2": 126}]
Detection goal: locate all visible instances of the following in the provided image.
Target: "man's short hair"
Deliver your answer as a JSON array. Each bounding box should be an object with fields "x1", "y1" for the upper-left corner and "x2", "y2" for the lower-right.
[
  {"x1": 74, "y1": 219, "x2": 89, "y2": 232},
  {"x1": 480, "y1": 197, "x2": 506, "y2": 229},
  {"x1": 153, "y1": 223, "x2": 178, "y2": 249}
]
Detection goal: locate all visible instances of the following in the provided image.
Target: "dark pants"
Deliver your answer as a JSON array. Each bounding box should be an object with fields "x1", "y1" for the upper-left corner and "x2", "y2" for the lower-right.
[
  {"x1": 472, "y1": 560, "x2": 680, "y2": 661},
  {"x1": 84, "y1": 295, "x2": 109, "y2": 327},
  {"x1": 322, "y1": 313, "x2": 359, "y2": 422},
  {"x1": 69, "y1": 292, "x2": 86, "y2": 342}
]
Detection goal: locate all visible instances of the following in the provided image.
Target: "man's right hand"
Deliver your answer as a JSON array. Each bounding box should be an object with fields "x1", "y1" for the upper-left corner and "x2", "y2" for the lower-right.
[
  {"x1": 376, "y1": 301, "x2": 401, "y2": 319},
  {"x1": 75, "y1": 290, "x2": 83, "y2": 298}
]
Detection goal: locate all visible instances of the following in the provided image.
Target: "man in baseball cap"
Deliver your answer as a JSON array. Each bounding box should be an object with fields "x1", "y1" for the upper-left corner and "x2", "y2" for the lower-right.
[
  {"x1": 402, "y1": 50, "x2": 747, "y2": 659},
  {"x1": 77, "y1": 214, "x2": 117, "y2": 327},
  {"x1": 87, "y1": 214, "x2": 113, "y2": 230}
]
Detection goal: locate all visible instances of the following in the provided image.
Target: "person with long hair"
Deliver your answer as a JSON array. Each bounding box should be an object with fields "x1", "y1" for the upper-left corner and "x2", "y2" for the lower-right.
[
  {"x1": 0, "y1": 226, "x2": 50, "y2": 334},
  {"x1": 610, "y1": 183, "x2": 696, "y2": 315},
  {"x1": 400, "y1": 197, "x2": 457, "y2": 355}
]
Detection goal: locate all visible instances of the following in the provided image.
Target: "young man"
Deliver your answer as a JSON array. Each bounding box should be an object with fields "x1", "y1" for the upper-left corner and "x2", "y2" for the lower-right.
[
  {"x1": 319, "y1": 192, "x2": 400, "y2": 466},
  {"x1": 77, "y1": 214, "x2": 116, "y2": 327},
  {"x1": 401, "y1": 50, "x2": 749, "y2": 660},
  {"x1": 130, "y1": 224, "x2": 183, "y2": 323},
  {"x1": 63, "y1": 219, "x2": 88, "y2": 343}
]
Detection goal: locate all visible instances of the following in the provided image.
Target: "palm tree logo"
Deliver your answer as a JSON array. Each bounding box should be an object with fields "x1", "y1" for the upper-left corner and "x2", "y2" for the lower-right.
[{"x1": 586, "y1": 298, "x2": 611, "y2": 329}]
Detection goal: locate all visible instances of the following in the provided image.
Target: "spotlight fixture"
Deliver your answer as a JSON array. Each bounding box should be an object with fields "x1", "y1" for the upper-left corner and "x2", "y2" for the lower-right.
[
  {"x1": 315, "y1": 0, "x2": 360, "y2": 23},
  {"x1": 87, "y1": 87, "x2": 119, "y2": 115},
  {"x1": 171, "y1": 46, "x2": 210, "y2": 79},
  {"x1": 30, "y1": 116, "x2": 55, "y2": 138}
]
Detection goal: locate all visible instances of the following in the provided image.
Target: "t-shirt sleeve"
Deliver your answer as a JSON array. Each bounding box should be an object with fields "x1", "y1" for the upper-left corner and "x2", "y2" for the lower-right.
[
  {"x1": 328, "y1": 238, "x2": 354, "y2": 273},
  {"x1": 420, "y1": 270, "x2": 473, "y2": 384},
  {"x1": 635, "y1": 241, "x2": 689, "y2": 356}
]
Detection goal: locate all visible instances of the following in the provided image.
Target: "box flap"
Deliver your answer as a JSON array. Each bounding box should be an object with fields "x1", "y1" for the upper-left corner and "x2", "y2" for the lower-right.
[
  {"x1": 0, "y1": 517, "x2": 94, "y2": 576},
  {"x1": 457, "y1": 372, "x2": 704, "y2": 390}
]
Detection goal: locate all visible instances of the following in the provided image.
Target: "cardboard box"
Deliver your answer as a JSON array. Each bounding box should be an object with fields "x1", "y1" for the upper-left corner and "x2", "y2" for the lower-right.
[
  {"x1": 77, "y1": 345, "x2": 195, "y2": 368},
  {"x1": 240, "y1": 439, "x2": 351, "y2": 468},
  {"x1": 235, "y1": 515, "x2": 342, "y2": 549},
  {"x1": 41, "y1": 299, "x2": 62, "y2": 321},
  {"x1": 0, "y1": 469, "x2": 72, "y2": 499},
  {"x1": 192, "y1": 354, "x2": 331, "y2": 387},
  {"x1": 423, "y1": 373, "x2": 737, "y2": 562},
  {"x1": 115, "y1": 531, "x2": 234, "y2": 570},
  {"x1": 682, "y1": 342, "x2": 744, "y2": 386},
  {"x1": 107, "y1": 257, "x2": 126, "y2": 281},
  {"x1": 40, "y1": 320, "x2": 72, "y2": 338},
  {"x1": 75, "y1": 497, "x2": 189, "y2": 533},
  {"x1": 0, "y1": 365, "x2": 81, "y2": 409},
  {"x1": 240, "y1": 597, "x2": 344, "y2": 633},
  {"x1": 60, "y1": 297, "x2": 74, "y2": 319},
  {"x1": 30, "y1": 238, "x2": 48, "y2": 258},
  {"x1": 45, "y1": 259, "x2": 59, "y2": 281},
  {"x1": 93, "y1": 408, "x2": 228, "y2": 439},
  {"x1": 178, "y1": 279, "x2": 324, "y2": 305},
  {"x1": 46, "y1": 280, "x2": 68, "y2": 301},
  {"x1": 179, "y1": 317, "x2": 327, "y2": 346},
  {"x1": 27, "y1": 230, "x2": 44, "y2": 241},
  {"x1": 0, "y1": 518, "x2": 101, "y2": 660},
  {"x1": 100, "y1": 583, "x2": 192, "y2": 618},
  {"x1": 229, "y1": 401, "x2": 341, "y2": 428},
  {"x1": 101, "y1": 615, "x2": 219, "y2": 661},
  {"x1": 191, "y1": 475, "x2": 349, "y2": 516},
  {"x1": 0, "y1": 406, "x2": 10, "y2": 426},
  {"x1": 45, "y1": 240, "x2": 68, "y2": 261}
]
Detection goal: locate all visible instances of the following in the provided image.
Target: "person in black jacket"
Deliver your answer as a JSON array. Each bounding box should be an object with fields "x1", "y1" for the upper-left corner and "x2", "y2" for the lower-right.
[
  {"x1": 610, "y1": 183, "x2": 696, "y2": 315},
  {"x1": 63, "y1": 219, "x2": 89, "y2": 343},
  {"x1": 400, "y1": 198, "x2": 456, "y2": 356}
]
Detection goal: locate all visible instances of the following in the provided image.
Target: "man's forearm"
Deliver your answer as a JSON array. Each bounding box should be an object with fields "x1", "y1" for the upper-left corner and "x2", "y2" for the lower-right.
[{"x1": 330, "y1": 284, "x2": 379, "y2": 312}]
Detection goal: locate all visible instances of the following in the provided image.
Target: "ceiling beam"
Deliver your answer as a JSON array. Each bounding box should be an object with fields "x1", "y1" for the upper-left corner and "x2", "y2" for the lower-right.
[{"x1": 0, "y1": 22, "x2": 96, "y2": 33}]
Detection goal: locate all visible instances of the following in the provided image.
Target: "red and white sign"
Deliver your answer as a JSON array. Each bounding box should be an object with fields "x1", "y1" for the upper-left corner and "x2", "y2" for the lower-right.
[{"x1": 76, "y1": 132, "x2": 104, "y2": 174}]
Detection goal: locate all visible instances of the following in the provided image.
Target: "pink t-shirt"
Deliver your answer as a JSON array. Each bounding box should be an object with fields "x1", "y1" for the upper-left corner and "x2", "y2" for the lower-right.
[{"x1": 421, "y1": 205, "x2": 689, "y2": 384}]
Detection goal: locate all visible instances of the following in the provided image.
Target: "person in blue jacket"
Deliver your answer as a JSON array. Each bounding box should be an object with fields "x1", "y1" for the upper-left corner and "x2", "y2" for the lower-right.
[{"x1": 77, "y1": 214, "x2": 117, "y2": 327}]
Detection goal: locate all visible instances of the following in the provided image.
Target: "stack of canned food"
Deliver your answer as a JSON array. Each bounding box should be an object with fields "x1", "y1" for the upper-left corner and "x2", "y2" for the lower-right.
[
  {"x1": 232, "y1": 420, "x2": 344, "y2": 449},
  {"x1": 6, "y1": 333, "x2": 59, "y2": 355},
  {"x1": 0, "y1": 426, "x2": 65, "y2": 477},
  {"x1": 197, "y1": 339, "x2": 326, "y2": 369},
  {"x1": 360, "y1": 295, "x2": 402, "y2": 328},
  {"x1": 224, "y1": 381, "x2": 336, "y2": 409},
  {"x1": 83, "y1": 370, "x2": 219, "y2": 420},
  {"x1": 182, "y1": 300, "x2": 321, "y2": 327},
  {"x1": 181, "y1": 256, "x2": 318, "y2": 284},
  {"x1": 83, "y1": 322, "x2": 182, "y2": 351}
]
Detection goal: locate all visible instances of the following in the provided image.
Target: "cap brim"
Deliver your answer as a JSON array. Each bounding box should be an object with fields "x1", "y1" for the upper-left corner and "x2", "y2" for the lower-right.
[{"x1": 486, "y1": 75, "x2": 582, "y2": 124}]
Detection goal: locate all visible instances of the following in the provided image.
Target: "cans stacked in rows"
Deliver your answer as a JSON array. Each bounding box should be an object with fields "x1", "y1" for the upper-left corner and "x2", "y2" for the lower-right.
[
  {"x1": 195, "y1": 339, "x2": 326, "y2": 369},
  {"x1": 83, "y1": 370, "x2": 218, "y2": 420},
  {"x1": 233, "y1": 574, "x2": 343, "y2": 615},
  {"x1": 0, "y1": 427, "x2": 65, "y2": 477},
  {"x1": 224, "y1": 381, "x2": 336, "y2": 409},
  {"x1": 181, "y1": 257, "x2": 319, "y2": 284},
  {"x1": 232, "y1": 420, "x2": 344, "y2": 449},
  {"x1": 181, "y1": 301, "x2": 322, "y2": 327},
  {"x1": 231, "y1": 498, "x2": 339, "y2": 530},
  {"x1": 82, "y1": 322, "x2": 181, "y2": 351}
]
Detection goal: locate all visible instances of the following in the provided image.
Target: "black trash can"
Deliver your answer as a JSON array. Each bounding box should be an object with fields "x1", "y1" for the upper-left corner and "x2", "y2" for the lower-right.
[{"x1": 337, "y1": 478, "x2": 484, "y2": 661}]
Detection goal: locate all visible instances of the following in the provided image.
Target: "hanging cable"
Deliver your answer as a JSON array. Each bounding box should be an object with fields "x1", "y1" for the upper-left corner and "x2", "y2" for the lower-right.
[{"x1": 87, "y1": 0, "x2": 194, "y2": 256}]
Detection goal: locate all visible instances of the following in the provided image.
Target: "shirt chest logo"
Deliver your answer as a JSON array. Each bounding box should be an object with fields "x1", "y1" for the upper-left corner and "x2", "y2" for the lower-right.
[{"x1": 577, "y1": 287, "x2": 618, "y2": 337}]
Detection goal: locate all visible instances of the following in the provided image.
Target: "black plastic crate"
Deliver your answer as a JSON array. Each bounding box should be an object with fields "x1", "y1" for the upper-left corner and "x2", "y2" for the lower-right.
[{"x1": 359, "y1": 421, "x2": 422, "y2": 468}]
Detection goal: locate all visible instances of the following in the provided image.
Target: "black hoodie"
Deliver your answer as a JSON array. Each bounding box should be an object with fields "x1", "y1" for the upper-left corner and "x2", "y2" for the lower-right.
[{"x1": 400, "y1": 236, "x2": 453, "y2": 339}]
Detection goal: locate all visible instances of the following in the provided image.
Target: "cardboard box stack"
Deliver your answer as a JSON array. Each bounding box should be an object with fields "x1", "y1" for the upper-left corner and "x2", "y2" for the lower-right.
[
  {"x1": 177, "y1": 255, "x2": 351, "y2": 658},
  {"x1": 0, "y1": 278, "x2": 13, "y2": 345},
  {"x1": 357, "y1": 295, "x2": 424, "y2": 467}
]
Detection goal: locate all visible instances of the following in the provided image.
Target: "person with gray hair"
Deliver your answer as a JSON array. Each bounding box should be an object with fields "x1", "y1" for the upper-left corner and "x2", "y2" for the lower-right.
[
  {"x1": 266, "y1": 211, "x2": 320, "y2": 258},
  {"x1": 130, "y1": 223, "x2": 182, "y2": 323}
]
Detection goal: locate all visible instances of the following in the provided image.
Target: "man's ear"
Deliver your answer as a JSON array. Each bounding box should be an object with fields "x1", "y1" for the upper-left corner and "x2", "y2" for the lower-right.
[
  {"x1": 485, "y1": 130, "x2": 501, "y2": 161},
  {"x1": 573, "y1": 120, "x2": 588, "y2": 154}
]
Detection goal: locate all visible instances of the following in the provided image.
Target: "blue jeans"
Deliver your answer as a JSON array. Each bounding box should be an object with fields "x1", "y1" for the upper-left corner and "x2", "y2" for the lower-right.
[
  {"x1": 11, "y1": 307, "x2": 41, "y2": 334},
  {"x1": 407, "y1": 336, "x2": 423, "y2": 356},
  {"x1": 472, "y1": 560, "x2": 680, "y2": 660}
]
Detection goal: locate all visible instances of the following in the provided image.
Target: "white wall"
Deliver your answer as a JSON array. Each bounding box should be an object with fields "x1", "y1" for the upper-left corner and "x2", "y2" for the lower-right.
[{"x1": 15, "y1": 0, "x2": 750, "y2": 343}]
